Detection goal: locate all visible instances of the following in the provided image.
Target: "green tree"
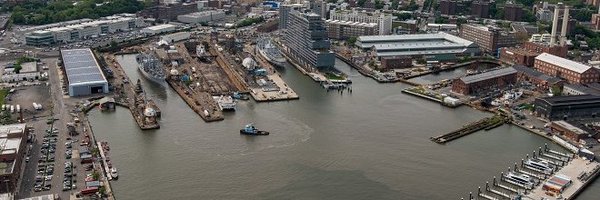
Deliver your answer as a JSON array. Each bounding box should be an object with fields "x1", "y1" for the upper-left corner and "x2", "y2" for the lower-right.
[
  {"x1": 346, "y1": 37, "x2": 357, "y2": 46},
  {"x1": 551, "y1": 85, "x2": 562, "y2": 96},
  {"x1": 13, "y1": 64, "x2": 22, "y2": 74}
]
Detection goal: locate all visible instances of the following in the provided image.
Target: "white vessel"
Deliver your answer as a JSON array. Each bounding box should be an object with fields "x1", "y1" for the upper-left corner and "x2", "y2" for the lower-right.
[
  {"x1": 136, "y1": 53, "x2": 166, "y2": 83},
  {"x1": 214, "y1": 95, "x2": 236, "y2": 111},
  {"x1": 257, "y1": 37, "x2": 286, "y2": 68},
  {"x1": 110, "y1": 168, "x2": 118, "y2": 179},
  {"x1": 503, "y1": 172, "x2": 534, "y2": 189},
  {"x1": 524, "y1": 159, "x2": 554, "y2": 173}
]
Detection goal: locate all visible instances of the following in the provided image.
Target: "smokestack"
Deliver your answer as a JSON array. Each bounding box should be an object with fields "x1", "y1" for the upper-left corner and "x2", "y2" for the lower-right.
[
  {"x1": 550, "y1": 5, "x2": 560, "y2": 45},
  {"x1": 561, "y1": 6, "x2": 569, "y2": 46}
]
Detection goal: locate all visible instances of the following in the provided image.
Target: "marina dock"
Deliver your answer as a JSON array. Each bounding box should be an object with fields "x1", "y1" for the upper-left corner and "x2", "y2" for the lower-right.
[
  {"x1": 466, "y1": 145, "x2": 600, "y2": 200},
  {"x1": 430, "y1": 115, "x2": 507, "y2": 144}
]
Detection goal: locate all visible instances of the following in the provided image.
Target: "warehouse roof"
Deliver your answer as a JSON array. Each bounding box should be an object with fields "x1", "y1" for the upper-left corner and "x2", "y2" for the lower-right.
[
  {"x1": 536, "y1": 53, "x2": 593, "y2": 74},
  {"x1": 513, "y1": 65, "x2": 562, "y2": 84},
  {"x1": 460, "y1": 67, "x2": 517, "y2": 84},
  {"x1": 358, "y1": 32, "x2": 474, "y2": 47},
  {"x1": 537, "y1": 94, "x2": 600, "y2": 106},
  {"x1": 60, "y1": 49, "x2": 107, "y2": 85}
]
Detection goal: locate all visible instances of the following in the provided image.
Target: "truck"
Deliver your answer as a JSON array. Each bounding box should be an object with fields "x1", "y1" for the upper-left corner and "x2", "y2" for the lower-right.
[
  {"x1": 10, "y1": 105, "x2": 14, "y2": 113},
  {"x1": 16, "y1": 105, "x2": 20, "y2": 113}
]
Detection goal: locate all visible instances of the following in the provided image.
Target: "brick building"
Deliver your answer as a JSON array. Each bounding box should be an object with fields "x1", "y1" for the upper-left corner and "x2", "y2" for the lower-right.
[
  {"x1": 452, "y1": 67, "x2": 518, "y2": 95},
  {"x1": 141, "y1": 2, "x2": 198, "y2": 21},
  {"x1": 460, "y1": 24, "x2": 519, "y2": 54},
  {"x1": 504, "y1": 3, "x2": 524, "y2": 21},
  {"x1": 513, "y1": 65, "x2": 563, "y2": 91},
  {"x1": 380, "y1": 56, "x2": 412, "y2": 69},
  {"x1": 440, "y1": 0, "x2": 458, "y2": 15},
  {"x1": 550, "y1": 121, "x2": 593, "y2": 142},
  {"x1": 471, "y1": 1, "x2": 490, "y2": 18},
  {"x1": 534, "y1": 53, "x2": 600, "y2": 84},
  {"x1": 499, "y1": 42, "x2": 568, "y2": 67}
]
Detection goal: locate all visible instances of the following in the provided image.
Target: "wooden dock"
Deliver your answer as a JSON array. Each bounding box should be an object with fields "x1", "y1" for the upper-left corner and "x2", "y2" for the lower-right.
[{"x1": 430, "y1": 115, "x2": 507, "y2": 144}]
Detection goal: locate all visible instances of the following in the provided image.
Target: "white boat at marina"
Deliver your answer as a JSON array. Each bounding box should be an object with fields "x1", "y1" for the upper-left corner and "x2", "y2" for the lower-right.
[{"x1": 503, "y1": 171, "x2": 534, "y2": 189}]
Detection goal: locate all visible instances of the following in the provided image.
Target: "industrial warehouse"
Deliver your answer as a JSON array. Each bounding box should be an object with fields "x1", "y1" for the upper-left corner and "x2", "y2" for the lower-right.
[
  {"x1": 356, "y1": 32, "x2": 480, "y2": 61},
  {"x1": 24, "y1": 14, "x2": 145, "y2": 46},
  {"x1": 59, "y1": 49, "x2": 109, "y2": 97}
]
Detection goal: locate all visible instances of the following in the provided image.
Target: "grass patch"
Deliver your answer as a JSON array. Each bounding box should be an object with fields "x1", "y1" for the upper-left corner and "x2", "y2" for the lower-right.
[
  {"x1": 0, "y1": 89, "x2": 8, "y2": 106},
  {"x1": 325, "y1": 73, "x2": 345, "y2": 80}
]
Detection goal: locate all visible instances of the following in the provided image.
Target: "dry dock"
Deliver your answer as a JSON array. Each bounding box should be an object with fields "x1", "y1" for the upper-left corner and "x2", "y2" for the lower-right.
[
  {"x1": 103, "y1": 54, "x2": 160, "y2": 129},
  {"x1": 166, "y1": 79, "x2": 224, "y2": 122}
]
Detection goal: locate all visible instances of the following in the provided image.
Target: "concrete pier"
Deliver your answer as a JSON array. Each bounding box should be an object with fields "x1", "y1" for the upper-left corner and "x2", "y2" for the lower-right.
[
  {"x1": 250, "y1": 45, "x2": 299, "y2": 102},
  {"x1": 526, "y1": 158, "x2": 600, "y2": 200}
]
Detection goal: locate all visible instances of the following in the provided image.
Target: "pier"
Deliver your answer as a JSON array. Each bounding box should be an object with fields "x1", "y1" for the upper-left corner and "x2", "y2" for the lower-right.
[
  {"x1": 430, "y1": 115, "x2": 507, "y2": 144},
  {"x1": 250, "y1": 45, "x2": 299, "y2": 102},
  {"x1": 465, "y1": 145, "x2": 600, "y2": 200}
]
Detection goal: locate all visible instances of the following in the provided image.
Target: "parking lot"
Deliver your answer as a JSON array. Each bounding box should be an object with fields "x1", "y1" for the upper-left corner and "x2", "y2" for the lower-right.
[{"x1": 15, "y1": 58, "x2": 99, "y2": 199}]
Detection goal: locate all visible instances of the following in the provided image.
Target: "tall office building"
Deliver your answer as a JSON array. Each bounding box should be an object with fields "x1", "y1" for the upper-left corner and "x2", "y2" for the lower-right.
[{"x1": 281, "y1": 10, "x2": 335, "y2": 68}]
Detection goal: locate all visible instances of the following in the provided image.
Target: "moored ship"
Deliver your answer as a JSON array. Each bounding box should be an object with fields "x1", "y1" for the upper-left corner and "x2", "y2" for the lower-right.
[
  {"x1": 136, "y1": 53, "x2": 166, "y2": 83},
  {"x1": 257, "y1": 37, "x2": 287, "y2": 68}
]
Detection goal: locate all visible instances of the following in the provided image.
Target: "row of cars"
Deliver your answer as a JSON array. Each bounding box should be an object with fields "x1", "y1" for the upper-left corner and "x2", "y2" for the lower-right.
[{"x1": 33, "y1": 127, "x2": 59, "y2": 192}]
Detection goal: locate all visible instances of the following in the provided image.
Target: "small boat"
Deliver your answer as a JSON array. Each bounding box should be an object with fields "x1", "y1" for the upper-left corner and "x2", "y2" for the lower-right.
[
  {"x1": 240, "y1": 124, "x2": 269, "y2": 135},
  {"x1": 110, "y1": 168, "x2": 118, "y2": 179}
]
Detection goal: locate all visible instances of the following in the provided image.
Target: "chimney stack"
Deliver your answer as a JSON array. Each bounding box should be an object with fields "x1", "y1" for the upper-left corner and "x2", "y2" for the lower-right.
[
  {"x1": 550, "y1": 4, "x2": 560, "y2": 45},
  {"x1": 560, "y1": 6, "x2": 569, "y2": 46}
]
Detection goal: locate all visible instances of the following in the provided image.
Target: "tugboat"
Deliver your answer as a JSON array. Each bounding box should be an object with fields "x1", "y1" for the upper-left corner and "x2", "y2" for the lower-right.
[
  {"x1": 110, "y1": 168, "x2": 118, "y2": 179},
  {"x1": 240, "y1": 124, "x2": 269, "y2": 135}
]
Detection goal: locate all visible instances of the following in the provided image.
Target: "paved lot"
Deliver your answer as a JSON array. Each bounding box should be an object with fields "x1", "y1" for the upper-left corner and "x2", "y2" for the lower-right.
[{"x1": 16, "y1": 58, "x2": 90, "y2": 199}]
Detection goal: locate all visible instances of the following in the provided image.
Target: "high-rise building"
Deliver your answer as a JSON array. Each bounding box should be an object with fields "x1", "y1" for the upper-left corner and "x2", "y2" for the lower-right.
[
  {"x1": 439, "y1": 0, "x2": 457, "y2": 15},
  {"x1": 460, "y1": 24, "x2": 518, "y2": 54},
  {"x1": 504, "y1": 3, "x2": 524, "y2": 21},
  {"x1": 471, "y1": 1, "x2": 490, "y2": 18},
  {"x1": 329, "y1": 9, "x2": 392, "y2": 35},
  {"x1": 281, "y1": 10, "x2": 335, "y2": 68}
]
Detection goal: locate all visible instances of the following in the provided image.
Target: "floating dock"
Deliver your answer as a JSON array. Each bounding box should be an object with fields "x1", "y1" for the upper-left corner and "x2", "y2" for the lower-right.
[{"x1": 430, "y1": 115, "x2": 507, "y2": 144}]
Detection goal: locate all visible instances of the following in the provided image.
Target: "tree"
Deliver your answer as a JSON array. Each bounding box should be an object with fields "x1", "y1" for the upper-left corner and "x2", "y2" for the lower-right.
[
  {"x1": 13, "y1": 64, "x2": 22, "y2": 74},
  {"x1": 551, "y1": 85, "x2": 562, "y2": 96},
  {"x1": 346, "y1": 37, "x2": 357, "y2": 46}
]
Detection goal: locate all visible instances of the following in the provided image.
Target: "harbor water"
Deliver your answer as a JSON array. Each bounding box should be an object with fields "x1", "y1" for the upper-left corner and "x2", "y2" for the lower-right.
[{"x1": 87, "y1": 55, "x2": 598, "y2": 199}]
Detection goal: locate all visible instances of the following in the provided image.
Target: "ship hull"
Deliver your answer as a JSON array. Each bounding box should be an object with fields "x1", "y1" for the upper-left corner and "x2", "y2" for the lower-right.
[{"x1": 137, "y1": 65, "x2": 165, "y2": 84}]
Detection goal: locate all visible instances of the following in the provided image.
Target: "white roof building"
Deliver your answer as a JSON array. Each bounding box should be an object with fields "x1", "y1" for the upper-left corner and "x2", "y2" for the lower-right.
[{"x1": 536, "y1": 53, "x2": 592, "y2": 74}]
